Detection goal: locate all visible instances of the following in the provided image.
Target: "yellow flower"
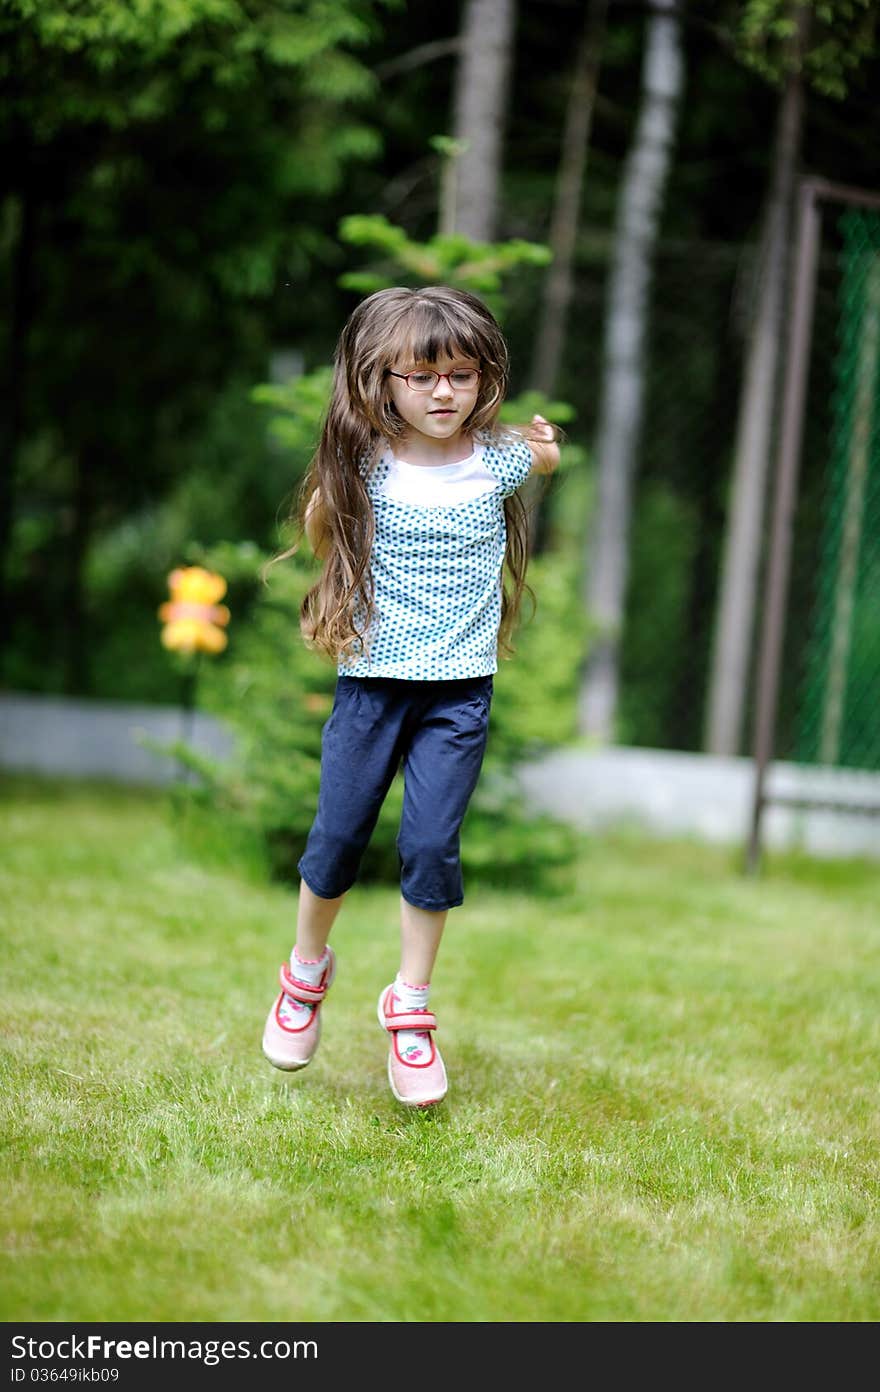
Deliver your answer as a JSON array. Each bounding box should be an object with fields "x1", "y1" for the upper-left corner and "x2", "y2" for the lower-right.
[{"x1": 158, "y1": 566, "x2": 231, "y2": 655}]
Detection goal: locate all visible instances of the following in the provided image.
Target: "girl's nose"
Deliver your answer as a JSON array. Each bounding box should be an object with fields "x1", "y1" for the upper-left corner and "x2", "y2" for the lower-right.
[{"x1": 432, "y1": 376, "x2": 454, "y2": 400}]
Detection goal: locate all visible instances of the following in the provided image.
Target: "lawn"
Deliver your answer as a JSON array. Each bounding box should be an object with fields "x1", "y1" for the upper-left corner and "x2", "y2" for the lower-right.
[{"x1": 2, "y1": 774, "x2": 879, "y2": 1323}]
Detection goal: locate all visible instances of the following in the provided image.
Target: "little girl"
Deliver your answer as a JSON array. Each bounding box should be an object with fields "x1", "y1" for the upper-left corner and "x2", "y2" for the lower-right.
[{"x1": 261, "y1": 284, "x2": 560, "y2": 1107}]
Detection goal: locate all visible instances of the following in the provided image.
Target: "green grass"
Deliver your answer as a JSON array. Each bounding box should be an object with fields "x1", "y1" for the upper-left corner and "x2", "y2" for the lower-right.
[{"x1": 2, "y1": 774, "x2": 880, "y2": 1322}]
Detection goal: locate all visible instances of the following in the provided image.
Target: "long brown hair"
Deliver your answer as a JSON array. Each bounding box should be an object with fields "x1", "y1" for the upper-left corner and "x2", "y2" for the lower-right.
[{"x1": 268, "y1": 285, "x2": 536, "y2": 661}]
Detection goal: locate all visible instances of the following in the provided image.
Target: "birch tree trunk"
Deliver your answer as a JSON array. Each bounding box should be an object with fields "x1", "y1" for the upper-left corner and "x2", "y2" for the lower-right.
[
  {"x1": 578, "y1": 0, "x2": 685, "y2": 742},
  {"x1": 703, "y1": 4, "x2": 809, "y2": 755},
  {"x1": 448, "y1": 0, "x2": 516, "y2": 242}
]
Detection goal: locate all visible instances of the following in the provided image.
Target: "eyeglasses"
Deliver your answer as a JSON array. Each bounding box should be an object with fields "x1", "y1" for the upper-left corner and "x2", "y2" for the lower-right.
[{"x1": 388, "y1": 368, "x2": 481, "y2": 393}]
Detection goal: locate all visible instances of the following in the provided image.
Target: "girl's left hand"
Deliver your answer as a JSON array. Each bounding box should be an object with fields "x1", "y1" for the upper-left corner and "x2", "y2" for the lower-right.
[
  {"x1": 530, "y1": 413, "x2": 557, "y2": 444},
  {"x1": 526, "y1": 414, "x2": 561, "y2": 475}
]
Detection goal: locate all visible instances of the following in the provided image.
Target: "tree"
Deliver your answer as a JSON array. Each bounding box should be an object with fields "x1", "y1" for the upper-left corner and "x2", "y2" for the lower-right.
[
  {"x1": 529, "y1": 0, "x2": 607, "y2": 397},
  {"x1": 524, "y1": 0, "x2": 607, "y2": 551},
  {"x1": 705, "y1": 2, "x2": 809, "y2": 755},
  {"x1": 446, "y1": 0, "x2": 517, "y2": 241},
  {"x1": 578, "y1": 0, "x2": 686, "y2": 742},
  {"x1": 0, "y1": 0, "x2": 391, "y2": 691}
]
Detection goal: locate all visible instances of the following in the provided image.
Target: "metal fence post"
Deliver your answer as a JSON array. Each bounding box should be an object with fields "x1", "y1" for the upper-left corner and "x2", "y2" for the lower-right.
[{"x1": 746, "y1": 178, "x2": 822, "y2": 873}]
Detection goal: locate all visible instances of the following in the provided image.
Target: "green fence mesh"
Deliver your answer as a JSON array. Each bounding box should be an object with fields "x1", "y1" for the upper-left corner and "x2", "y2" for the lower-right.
[{"x1": 795, "y1": 207, "x2": 880, "y2": 773}]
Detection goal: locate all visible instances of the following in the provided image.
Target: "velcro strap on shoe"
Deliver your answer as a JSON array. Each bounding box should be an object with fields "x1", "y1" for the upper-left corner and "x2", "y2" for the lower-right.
[
  {"x1": 384, "y1": 1009, "x2": 437, "y2": 1032},
  {"x1": 279, "y1": 962, "x2": 328, "y2": 1004}
]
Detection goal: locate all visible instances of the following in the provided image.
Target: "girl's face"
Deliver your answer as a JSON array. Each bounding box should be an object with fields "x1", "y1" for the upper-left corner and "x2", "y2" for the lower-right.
[{"x1": 386, "y1": 351, "x2": 481, "y2": 447}]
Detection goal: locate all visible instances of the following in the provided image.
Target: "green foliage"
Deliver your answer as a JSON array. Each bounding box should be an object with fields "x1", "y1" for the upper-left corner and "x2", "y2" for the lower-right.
[
  {"x1": 251, "y1": 367, "x2": 334, "y2": 460},
  {"x1": 2, "y1": 1, "x2": 390, "y2": 119},
  {"x1": 499, "y1": 390, "x2": 579, "y2": 451},
  {"x1": 1, "y1": 0, "x2": 395, "y2": 696},
  {"x1": 492, "y1": 552, "x2": 591, "y2": 760},
  {"x1": 183, "y1": 540, "x2": 335, "y2": 876},
  {"x1": 466, "y1": 554, "x2": 591, "y2": 892},
  {"x1": 337, "y1": 213, "x2": 552, "y2": 315},
  {"x1": 428, "y1": 134, "x2": 467, "y2": 160},
  {"x1": 10, "y1": 382, "x2": 299, "y2": 703},
  {"x1": 734, "y1": 0, "x2": 877, "y2": 100}
]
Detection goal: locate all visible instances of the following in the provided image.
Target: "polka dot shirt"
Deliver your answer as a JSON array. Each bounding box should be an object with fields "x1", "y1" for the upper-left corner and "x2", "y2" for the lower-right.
[{"x1": 339, "y1": 435, "x2": 533, "y2": 680}]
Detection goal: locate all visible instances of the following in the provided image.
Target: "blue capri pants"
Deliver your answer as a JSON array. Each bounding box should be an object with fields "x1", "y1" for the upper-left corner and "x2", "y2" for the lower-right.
[{"x1": 297, "y1": 674, "x2": 493, "y2": 912}]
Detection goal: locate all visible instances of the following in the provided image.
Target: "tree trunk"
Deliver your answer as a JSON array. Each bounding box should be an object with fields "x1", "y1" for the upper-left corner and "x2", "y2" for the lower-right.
[
  {"x1": 522, "y1": 0, "x2": 607, "y2": 555},
  {"x1": 448, "y1": 0, "x2": 516, "y2": 242},
  {"x1": 529, "y1": 0, "x2": 607, "y2": 396},
  {"x1": 703, "y1": 4, "x2": 809, "y2": 755},
  {"x1": 578, "y1": 0, "x2": 685, "y2": 742}
]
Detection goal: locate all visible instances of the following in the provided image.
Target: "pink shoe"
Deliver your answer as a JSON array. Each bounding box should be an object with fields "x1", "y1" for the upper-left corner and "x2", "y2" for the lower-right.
[
  {"x1": 262, "y1": 949, "x2": 336, "y2": 1071},
  {"x1": 376, "y1": 983, "x2": 448, "y2": 1108}
]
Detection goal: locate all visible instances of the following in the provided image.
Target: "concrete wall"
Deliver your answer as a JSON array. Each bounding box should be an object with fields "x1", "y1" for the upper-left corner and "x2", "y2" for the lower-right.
[
  {"x1": 2, "y1": 693, "x2": 878, "y2": 859},
  {"x1": 0, "y1": 693, "x2": 235, "y2": 787},
  {"x1": 517, "y1": 745, "x2": 880, "y2": 860}
]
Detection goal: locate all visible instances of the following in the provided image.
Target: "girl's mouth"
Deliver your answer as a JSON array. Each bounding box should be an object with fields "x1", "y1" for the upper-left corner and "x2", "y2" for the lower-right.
[{"x1": 429, "y1": 409, "x2": 455, "y2": 415}]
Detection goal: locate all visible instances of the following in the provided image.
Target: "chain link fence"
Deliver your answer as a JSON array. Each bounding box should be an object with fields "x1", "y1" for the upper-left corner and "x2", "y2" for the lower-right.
[
  {"x1": 794, "y1": 206, "x2": 880, "y2": 774},
  {"x1": 553, "y1": 207, "x2": 877, "y2": 763}
]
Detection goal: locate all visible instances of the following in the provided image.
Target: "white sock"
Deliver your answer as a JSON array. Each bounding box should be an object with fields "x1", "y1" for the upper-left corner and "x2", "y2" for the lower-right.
[
  {"x1": 278, "y1": 946, "x2": 329, "y2": 1027},
  {"x1": 392, "y1": 973, "x2": 432, "y2": 1064}
]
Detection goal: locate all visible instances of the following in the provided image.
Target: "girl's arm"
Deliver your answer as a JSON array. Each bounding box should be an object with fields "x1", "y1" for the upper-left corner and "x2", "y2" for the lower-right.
[
  {"x1": 524, "y1": 414, "x2": 561, "y2": 475},
  {"x1": 303, "y1": 488, "x2": 331, "y2": 560}
]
